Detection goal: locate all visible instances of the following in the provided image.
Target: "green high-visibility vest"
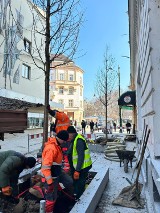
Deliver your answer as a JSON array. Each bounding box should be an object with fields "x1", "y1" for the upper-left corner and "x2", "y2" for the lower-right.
[{"x1": 72, "y1": 134, "x2": 92, "y2": 169}]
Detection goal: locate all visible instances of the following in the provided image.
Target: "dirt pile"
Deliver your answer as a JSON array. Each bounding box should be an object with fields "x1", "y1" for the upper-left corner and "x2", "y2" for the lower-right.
[
  {"x1": 0, "y1": 196, "x2": 17, "y2": 213},
  {"x1": 0, "y1": 192, "x2": 40, "y2": 213}
]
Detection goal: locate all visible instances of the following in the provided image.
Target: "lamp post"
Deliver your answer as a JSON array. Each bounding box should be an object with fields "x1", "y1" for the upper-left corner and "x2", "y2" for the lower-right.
[
  {"x1": 105, "y1": 61, "x2": 108, "y2": 139},
  {"x1": 118, "y1": 66, "x2": 122, "y2": 133}
]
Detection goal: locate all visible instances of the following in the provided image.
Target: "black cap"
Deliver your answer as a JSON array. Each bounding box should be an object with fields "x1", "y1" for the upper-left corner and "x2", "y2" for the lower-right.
[
  {"x1": 67, "y1": 126, "x2": 77, "y2": 133},
  {"x1": 57, "y1": 130, "x2": 69, "y2": 141},
  {"x1": 25, "y1": 157, "x2": 36, "y2": 168}
]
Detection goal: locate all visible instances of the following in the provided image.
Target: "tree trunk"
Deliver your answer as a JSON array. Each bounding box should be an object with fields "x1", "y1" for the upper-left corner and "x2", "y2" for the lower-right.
[{"x1": 43, "y1": 0, "x2": 51, "y2": 146}]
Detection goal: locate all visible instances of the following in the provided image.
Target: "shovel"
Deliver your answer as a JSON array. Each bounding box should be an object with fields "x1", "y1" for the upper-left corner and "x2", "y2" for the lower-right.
[{"x1": 112, "y1": 128, "x2": 150, "y2": 209}]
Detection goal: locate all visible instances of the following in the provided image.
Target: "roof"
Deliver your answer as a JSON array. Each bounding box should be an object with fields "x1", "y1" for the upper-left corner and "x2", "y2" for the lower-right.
[
  {"x1": 51, "y1": 54, "x2": 73, "y2": 63},
  {"x1": 0, "y1": 96, "x2": 43, "y2": 110}
]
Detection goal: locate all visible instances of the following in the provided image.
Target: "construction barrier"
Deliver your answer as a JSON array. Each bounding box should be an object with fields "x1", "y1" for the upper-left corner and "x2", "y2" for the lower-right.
[{"x1": 28, "y1": 133, "x2": 44, "y2": 153}]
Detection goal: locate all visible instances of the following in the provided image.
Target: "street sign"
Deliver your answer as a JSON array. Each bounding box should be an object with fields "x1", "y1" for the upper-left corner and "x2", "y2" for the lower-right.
[{"x1": 120, "y1": 106, "x2": 133, "y2": 110}]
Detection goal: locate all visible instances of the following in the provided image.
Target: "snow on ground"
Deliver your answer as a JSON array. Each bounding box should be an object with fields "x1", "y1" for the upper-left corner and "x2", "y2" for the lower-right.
[
  {"x1": 0, "y1": 130, "x2": 43, "y2": 155},
  {"x1": 93, "y1": 141, "x2": 148, "y2": 213},
  {"x1": 0, "y1": 130, "x2": 150, "y2": 213}
]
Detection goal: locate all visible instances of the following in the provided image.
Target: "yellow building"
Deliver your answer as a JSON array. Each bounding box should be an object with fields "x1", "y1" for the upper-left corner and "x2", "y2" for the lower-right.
[{"x1": 50, "y1": 55, "x2": 84, "y2": 125}]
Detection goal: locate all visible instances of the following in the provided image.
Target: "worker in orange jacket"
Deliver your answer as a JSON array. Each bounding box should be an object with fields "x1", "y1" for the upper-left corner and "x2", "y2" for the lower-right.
[
  {"x1": 47, "y1": 105, "x2": 71, "y2": 173},
  {"x1": 47, "y1": 105, "x2": 70, "y2": 133},
  {"x1": 41, "y1": 130, "x2": 73, "y2": 213}
]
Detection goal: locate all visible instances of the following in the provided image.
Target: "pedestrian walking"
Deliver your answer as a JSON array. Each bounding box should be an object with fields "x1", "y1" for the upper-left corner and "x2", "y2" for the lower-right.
[
  {"x1": 67, "y1": 126, "x2": 92, "y2": 199},
  {"x1": 74, "y1": 120, "x2": 77, "y2": 127},
  {"x1": 81, "y1": 120, "x2": 86, "y2": 134},
  {"x1": 0, "y1": 151, "x2": 36, "y2": 196},
  {"x1": 126, "y1": 121, "x2": 131, "y2": 134},
  {"x1": 90, "y1": 120, "x2": 94, "y2": 133},
  {"x1": 113, "y1": 122, "x2": 116, "y2": 132},
  {"x1": 41, "y1": 130, "x2": 73, "y2": 213}
]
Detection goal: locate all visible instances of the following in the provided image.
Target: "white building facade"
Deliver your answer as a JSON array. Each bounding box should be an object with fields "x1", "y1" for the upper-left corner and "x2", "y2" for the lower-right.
[
  {"x1": 0, "y1": 0, "x2": 63, "y2": 130},
  {"x1": 129, "y1": 0, "x2": 160, "y2": 211},
  {"x1": 50, "y1": 56, "x2": 84, "y2": 125}
]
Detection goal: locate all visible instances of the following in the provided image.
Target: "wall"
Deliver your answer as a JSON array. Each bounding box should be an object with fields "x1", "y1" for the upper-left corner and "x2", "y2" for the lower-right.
[
  {"x1": 129, "y1": 0, "x2": 160, "y2": 212},
  {"x1": 0, "y1": 0, "x2": 45, "y2": 100}
]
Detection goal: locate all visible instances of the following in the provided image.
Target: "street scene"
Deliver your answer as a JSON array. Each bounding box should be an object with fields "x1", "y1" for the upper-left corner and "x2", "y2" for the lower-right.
[{"x1": 0, "y1": 0, "x2": 160, "y2": 213}]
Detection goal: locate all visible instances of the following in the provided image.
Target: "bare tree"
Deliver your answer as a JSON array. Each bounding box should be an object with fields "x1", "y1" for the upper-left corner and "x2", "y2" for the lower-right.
[
  {"x1": 95, "y1": 46, "x2": 117, "y2": 137},
  {"x1": 30, "y1": 0, "x2": 83, "y2": 144},
  {"x1": 84, "y1": 93, "x2": 119, "y2": 120}
]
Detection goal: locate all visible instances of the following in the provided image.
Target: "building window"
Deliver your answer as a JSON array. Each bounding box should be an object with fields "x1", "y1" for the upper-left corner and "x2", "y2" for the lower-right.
[
  {"x1": 59, "y1": 87, "x2": 64, "y2": 94},
  {"x1": 22, "y1": 64, "x2": 30, "y2": 79},
  {"x1": 59, "y1": 73, "x2": 64, "y2": 80},
  {"x1": 59, "y1": 99, "x2": 64, "y2": 104},
  {"x1": 69, "y1": 87, "x2": 74, "y2": 95},
  {"x1": 69, "y1": 74, "x2": 74, "y2": 81},
  {"x1": 68, "y1": 99, "x2": 73, "y2": 107},
  {"x1": 28, "y1": 117, "x2": 44, "y2": 129},
  {"x1": 24, "y1": 38, "x2": 31, "y2": 53}
]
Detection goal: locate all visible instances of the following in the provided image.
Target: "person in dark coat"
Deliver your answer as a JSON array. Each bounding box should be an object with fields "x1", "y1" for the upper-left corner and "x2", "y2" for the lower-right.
[
  {"x1": 81, "y1": 120, "x2": 86, "y2": 134},
  {"x1": 126, "y1": 122, "x2": 131, "y2": 134},
  {"x1": 0, "y1": 150, "x2": 36, "y2": 196},
  {"x1": 67, "y1": 126, "x2": 92, "y2": 199},
  {"x1": 90, "y1": 120, "x2": 94, "y2": 133},
  {"x1": 113, "y1": 122, "x2": 116, "y2": 132}
]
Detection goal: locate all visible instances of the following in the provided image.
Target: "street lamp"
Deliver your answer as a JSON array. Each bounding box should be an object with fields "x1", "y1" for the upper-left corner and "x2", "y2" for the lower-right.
[{"x1": 118, "y1": 66, "x2": 122, "y2": 133}]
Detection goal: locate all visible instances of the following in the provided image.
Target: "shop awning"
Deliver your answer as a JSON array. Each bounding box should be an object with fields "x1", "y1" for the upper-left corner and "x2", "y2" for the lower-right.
[{"x1": 118, "y1": 90, "x2": 136, "y2": 106}]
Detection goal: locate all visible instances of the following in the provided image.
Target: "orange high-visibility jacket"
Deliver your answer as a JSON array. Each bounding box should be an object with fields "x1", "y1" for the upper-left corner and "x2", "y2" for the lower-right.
[
  {"x1": 55, "y1": 112, "x2": 70, "y2": 133},
  {"x1": 41, "y1": 137, "x2": 63, "y2": 185}
]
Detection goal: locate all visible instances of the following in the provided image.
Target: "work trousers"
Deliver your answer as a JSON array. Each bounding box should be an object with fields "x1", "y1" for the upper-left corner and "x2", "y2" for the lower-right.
[
  {"x1": 72, "y1": 171, "x2": 88, "y2": 199},
  {"x1": 44, "y1": 171, "x2": 73, "y2": 212}
]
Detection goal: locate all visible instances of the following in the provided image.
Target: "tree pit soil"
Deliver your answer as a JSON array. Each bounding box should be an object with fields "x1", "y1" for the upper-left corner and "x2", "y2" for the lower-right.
[
  {"x1": 0, "y1": 172, "x2": 96, "y2": 213},
  {"x1": 0, "y1": 190, "x2": 75, "y2": 213}
]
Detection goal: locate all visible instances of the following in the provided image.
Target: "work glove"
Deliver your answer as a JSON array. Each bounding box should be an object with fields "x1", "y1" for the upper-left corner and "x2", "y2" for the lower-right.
[
  {"x1": 46, "y1": 183, "x2": 54, "y2": 193},
  {"x1": 47, "y1": 105, "x2": 51, "y2": 111},
  {"x1": 2, "y1": 186, "x2": 12, "y2": 196},
  {"x1": 73, "y1": 171, "x2": 80, "y2": 180}
]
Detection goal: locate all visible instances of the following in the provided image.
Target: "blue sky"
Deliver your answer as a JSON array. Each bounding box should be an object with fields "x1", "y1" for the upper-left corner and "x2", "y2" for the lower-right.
[{"x1": 75, "y1": 0, "x2": 130, "y2": 100}]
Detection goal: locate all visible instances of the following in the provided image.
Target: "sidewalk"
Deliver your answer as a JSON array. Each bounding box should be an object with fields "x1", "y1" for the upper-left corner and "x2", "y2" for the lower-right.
[{"x1": 94, "y1": 140, "x2": 151, "y2": 213}]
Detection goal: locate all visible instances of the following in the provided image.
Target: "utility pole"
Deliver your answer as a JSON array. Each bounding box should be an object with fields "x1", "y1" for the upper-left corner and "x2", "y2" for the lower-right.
[
  {"x1": 105, "y1": 60, "x2": 108, "y2": 139},
  {"x1": 118, "y1": 66, "x2": 122, "y2": 133}
]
